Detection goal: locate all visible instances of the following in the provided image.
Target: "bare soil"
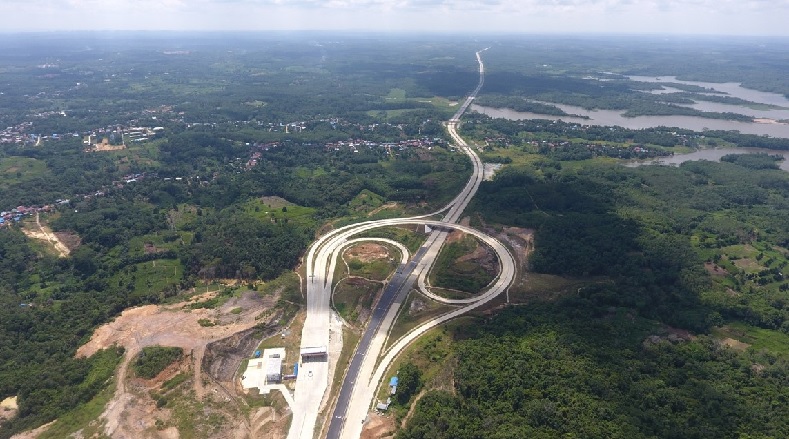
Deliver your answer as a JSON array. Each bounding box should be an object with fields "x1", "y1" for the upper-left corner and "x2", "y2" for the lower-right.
[
  {"x1": 54, "y1": 231, "x2": 81, "y2": 252},
  {"x1": 444, "y1": 229, "x2": 464, "y2": 245},
  {"x1": 366, "y1": 202, "x2": 398, "y2": 217},
  {"x1": 91, "y1": 139, "x2": 126, "y2": 152},
  {"x1": 144, "y1": 242, "x2": 165, "y2": 254},
  {"x1": 9, "y1": 421, "x2": 55, "y2": 439},
  {"x1": 456, "y1": 243, "x2": 498, "y2": 274},
  {"x1": 360, "y1": 412, "x2": 396, "y2": 439},
  {"x1": 74, "y1": 290, "x2": 292, "y2": 439},
  {"x1": 21, "y1": 213, "x2": 71, "y2": 257},
  {"x1": 346, "y1": 243, "x2": 390, "y2": 264},
  {"x1": 0, "y1": 396, "x2": 18, "y2": 427},
  {"x1": 720, "y1": 337, "x2": 751, "y2": 351},
  {"x1": 704, "y1": 262, "x2": 728, "y2": 276},
  {"x1": 259, "y1": 196, "x2": 293, "y2": 209}
]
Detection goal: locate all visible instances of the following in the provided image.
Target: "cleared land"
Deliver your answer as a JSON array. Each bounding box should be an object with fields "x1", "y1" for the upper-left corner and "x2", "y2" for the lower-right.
[
  {"x1": 20, "y1": 213, "x2": 72, "y2": 257},
  {"x1": 68, "y1": 289, "x2": 293, "y2": 439}
]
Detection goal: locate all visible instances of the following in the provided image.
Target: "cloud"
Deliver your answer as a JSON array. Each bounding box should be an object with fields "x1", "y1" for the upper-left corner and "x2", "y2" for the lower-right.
[{"x1": 1, "y1": 0, "x2": 788, "y2": 34}]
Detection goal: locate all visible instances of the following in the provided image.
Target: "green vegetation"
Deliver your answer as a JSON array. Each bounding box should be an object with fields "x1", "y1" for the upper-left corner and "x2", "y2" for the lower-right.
[
  {"x1": 132, "y1": 346, "x2": 183, "y2": 379},
  {"x1": 0, "y1": 157, "x2": 49, "y2": 188},
  {"x1": 431, "y1": 236, "x2": 496, "y2": 293},
  {"x1": 356, "y1": 226, "x2": 427, "y2": 254},
  {"x1": 720, "y1": 152, "x2": 784, "y2": 170},
  {"x1": 399, "y1": 111, "x2": 789, "y2": 438},
  {"x1": 394, "y1": 362, "x2": 422, "y2": 406},
  {"x1": 37, "y1": 383, "x2": 116, "y2": 439},
  {"x1": 397, "y1": 305, "x2": 789, "y2": 439},
  {"x1": 0, "y1": 346, "x2": 123, "y2": 438},
  {"x1": 333, "y1": 278, "x2": 381, "y2": 323},
  {"x1": 473, "y1": 95, "x2": 576, "y2": 117},
  {"x1": 197, "y1": 319, "x2": 216, "y2": 327},
  {"x1": 386, "y1": 292, "x2": 455, "y2": 348},
  {"x1": 162, "y1": 372, "x2": 189, "y2": 392},
  {"x1": 346, "y1": 249, "x2": 398, "y2": 281}
]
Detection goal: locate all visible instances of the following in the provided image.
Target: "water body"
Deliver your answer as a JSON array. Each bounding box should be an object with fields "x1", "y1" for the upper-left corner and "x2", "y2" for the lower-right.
[
  {"x1": 626, "y1": 147, "x2": 789, "y2": 172},
  {"x1": 472, "y1": 104, "x2": 789, "y2": 138},
  {"x1": 630, "y1": 75, "x2": 789, "y2": 121},
  {"x1": 472, "y1": 76, "x2": 789, "y2": 138},
  {"x1": 628, "y1": 76, "x2": 789, "y2": 109}
]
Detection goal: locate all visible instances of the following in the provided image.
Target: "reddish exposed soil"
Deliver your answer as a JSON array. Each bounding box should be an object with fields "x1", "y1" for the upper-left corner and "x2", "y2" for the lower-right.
[
  {"x1": 704, "y1": 262, "x2": 728, "y2": 276},
  {"x1": 346, "y1": 243, "x2": 390, "y2": 263},
  {"x1": 360, "y1": 412, "x2": 396, "y2": 439},
  {"x1": 74, "y1": 290, "x2": 291, "y2": 439}
]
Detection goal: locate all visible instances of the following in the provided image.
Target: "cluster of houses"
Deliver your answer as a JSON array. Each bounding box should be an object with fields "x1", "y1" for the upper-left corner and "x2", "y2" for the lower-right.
[
  {"x1": 0, "y1": 203, "x2": 57, "y2": 228},
  {"x1": 324, "y1": 136, "x2": 445, "y2": 153},
  {"x1": 82, "y1": 126, "x2": 164, "y2": 151},
  {"x1": 1, "y1": 122, "x2": 39, "y2": 145}
]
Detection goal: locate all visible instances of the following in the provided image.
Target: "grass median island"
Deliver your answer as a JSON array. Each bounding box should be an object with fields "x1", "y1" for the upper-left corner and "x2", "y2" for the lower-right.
[
  {"x1": 334, "y1": 278, "x2": 382, "y2": 324},
  {"x1": 356, "y1": 226, "x2": 427, "y2": 254},
  {"x1": 347, "y1": 257, "x2": 397, "y2": 282},
  {"x1": 430, "y1": 235, "x2": 496, "y2": 294},
  {"x1": 344, "y1": 242, "x2": 400, "y2": 281},
  {"x1": 132, "y1": 346, "x2": 184, "y2": 379}
]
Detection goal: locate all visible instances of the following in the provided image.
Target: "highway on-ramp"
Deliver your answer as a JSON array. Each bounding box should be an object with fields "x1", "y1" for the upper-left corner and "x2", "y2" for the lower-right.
[{"x1": 286, "y1": 48, "x2": 512, "y2": 439}]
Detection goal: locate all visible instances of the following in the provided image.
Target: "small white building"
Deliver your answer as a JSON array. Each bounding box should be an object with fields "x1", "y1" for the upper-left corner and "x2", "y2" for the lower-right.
[{"x1": 241, "y1": 347, "x2": 286, "y2": 393}]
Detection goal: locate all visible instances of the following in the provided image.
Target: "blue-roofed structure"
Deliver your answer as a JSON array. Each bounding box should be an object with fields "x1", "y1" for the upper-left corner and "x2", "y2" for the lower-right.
[{"x1": 389, "y1": 376, "x2": 398, "y2": 395}]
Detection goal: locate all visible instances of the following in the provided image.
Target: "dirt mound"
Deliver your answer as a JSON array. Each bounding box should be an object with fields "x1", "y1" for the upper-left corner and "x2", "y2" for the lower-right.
[
  {"x1": 361, "y1": 412, "x2": 396, "y2": 439},
  {"x1": 54, "y1": 231, "x2": 81, "y2": 251},
  {"x1": 346, "y1": 243, "x2": 390, "y2": 263}
]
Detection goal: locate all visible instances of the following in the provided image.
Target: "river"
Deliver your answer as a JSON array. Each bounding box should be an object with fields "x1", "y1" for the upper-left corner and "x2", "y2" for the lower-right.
[{"x1": 471, "y1": 76, "x2": 789, "y2": 138}]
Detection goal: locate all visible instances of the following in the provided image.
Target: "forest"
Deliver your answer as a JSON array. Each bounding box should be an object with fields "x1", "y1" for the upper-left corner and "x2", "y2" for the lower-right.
[{"x1": 397, "y1": 114, "x2": 789, "y2": 438}]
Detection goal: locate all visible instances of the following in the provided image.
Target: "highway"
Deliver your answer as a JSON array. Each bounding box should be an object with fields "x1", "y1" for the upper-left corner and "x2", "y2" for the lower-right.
[{"x1": 286, "y1": 48, "x2": 514, "y2": 439}]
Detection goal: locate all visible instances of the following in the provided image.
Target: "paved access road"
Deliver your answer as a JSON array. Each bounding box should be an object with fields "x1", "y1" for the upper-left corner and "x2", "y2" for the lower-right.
[{"x1": 287, "y1": 48, "x2": 514, "y2": 439}]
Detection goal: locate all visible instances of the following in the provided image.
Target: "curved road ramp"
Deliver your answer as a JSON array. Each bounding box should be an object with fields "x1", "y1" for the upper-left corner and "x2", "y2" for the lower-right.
[{"x1": 285, "y1": 48, "x2": 512, "y2": 439}]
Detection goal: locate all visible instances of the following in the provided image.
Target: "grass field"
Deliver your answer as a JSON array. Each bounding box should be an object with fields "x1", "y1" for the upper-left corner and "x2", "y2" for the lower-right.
[
  {"x1": 713, "y1": 323, "x2": 789, "y2": 355},
  {"x1": 109, "y1": 259, "x2": 183, "y2": 299},
  {"x1": 0, "y1": 156, "x2": 49, "y2": 187},
  {"x1": 241, "y1": 198, "x2": 316, "y2": 228}
]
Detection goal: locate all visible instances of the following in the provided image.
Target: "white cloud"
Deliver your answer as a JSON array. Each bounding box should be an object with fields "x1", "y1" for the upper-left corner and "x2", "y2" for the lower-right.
[{"x1": 1, "y1": 0, "x2": 788, "y2": 34}]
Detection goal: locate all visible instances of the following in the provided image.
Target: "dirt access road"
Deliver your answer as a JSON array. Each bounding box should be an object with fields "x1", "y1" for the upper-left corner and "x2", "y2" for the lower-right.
[{"x1": 20, "y1": 212, "x2": 71, "y2": 257}]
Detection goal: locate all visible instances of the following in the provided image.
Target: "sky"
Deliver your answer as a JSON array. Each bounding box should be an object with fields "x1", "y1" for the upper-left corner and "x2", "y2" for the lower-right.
[{"x1": 1, "y1": 0, "x2": 788, "y2": 36}]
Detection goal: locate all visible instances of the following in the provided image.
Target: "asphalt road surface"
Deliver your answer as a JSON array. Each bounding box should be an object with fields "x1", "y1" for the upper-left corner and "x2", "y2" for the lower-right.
[
  {"x1": 286, "y1": 48, "x2": 511, "y2": 439},
  {"x1": 326, "y1": 246, "x2": 428, "y2": 439}
]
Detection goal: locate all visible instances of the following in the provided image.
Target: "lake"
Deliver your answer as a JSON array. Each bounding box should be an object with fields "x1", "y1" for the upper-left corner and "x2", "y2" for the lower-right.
[{"x1": 471, "y1": 76, "x2": 789, "y2": 138}]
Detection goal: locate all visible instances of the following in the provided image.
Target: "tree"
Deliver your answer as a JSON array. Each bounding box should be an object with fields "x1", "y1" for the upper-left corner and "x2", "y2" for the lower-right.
[{"x1": 396, "y1": 362, "x2": 422, "y2": 405}]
